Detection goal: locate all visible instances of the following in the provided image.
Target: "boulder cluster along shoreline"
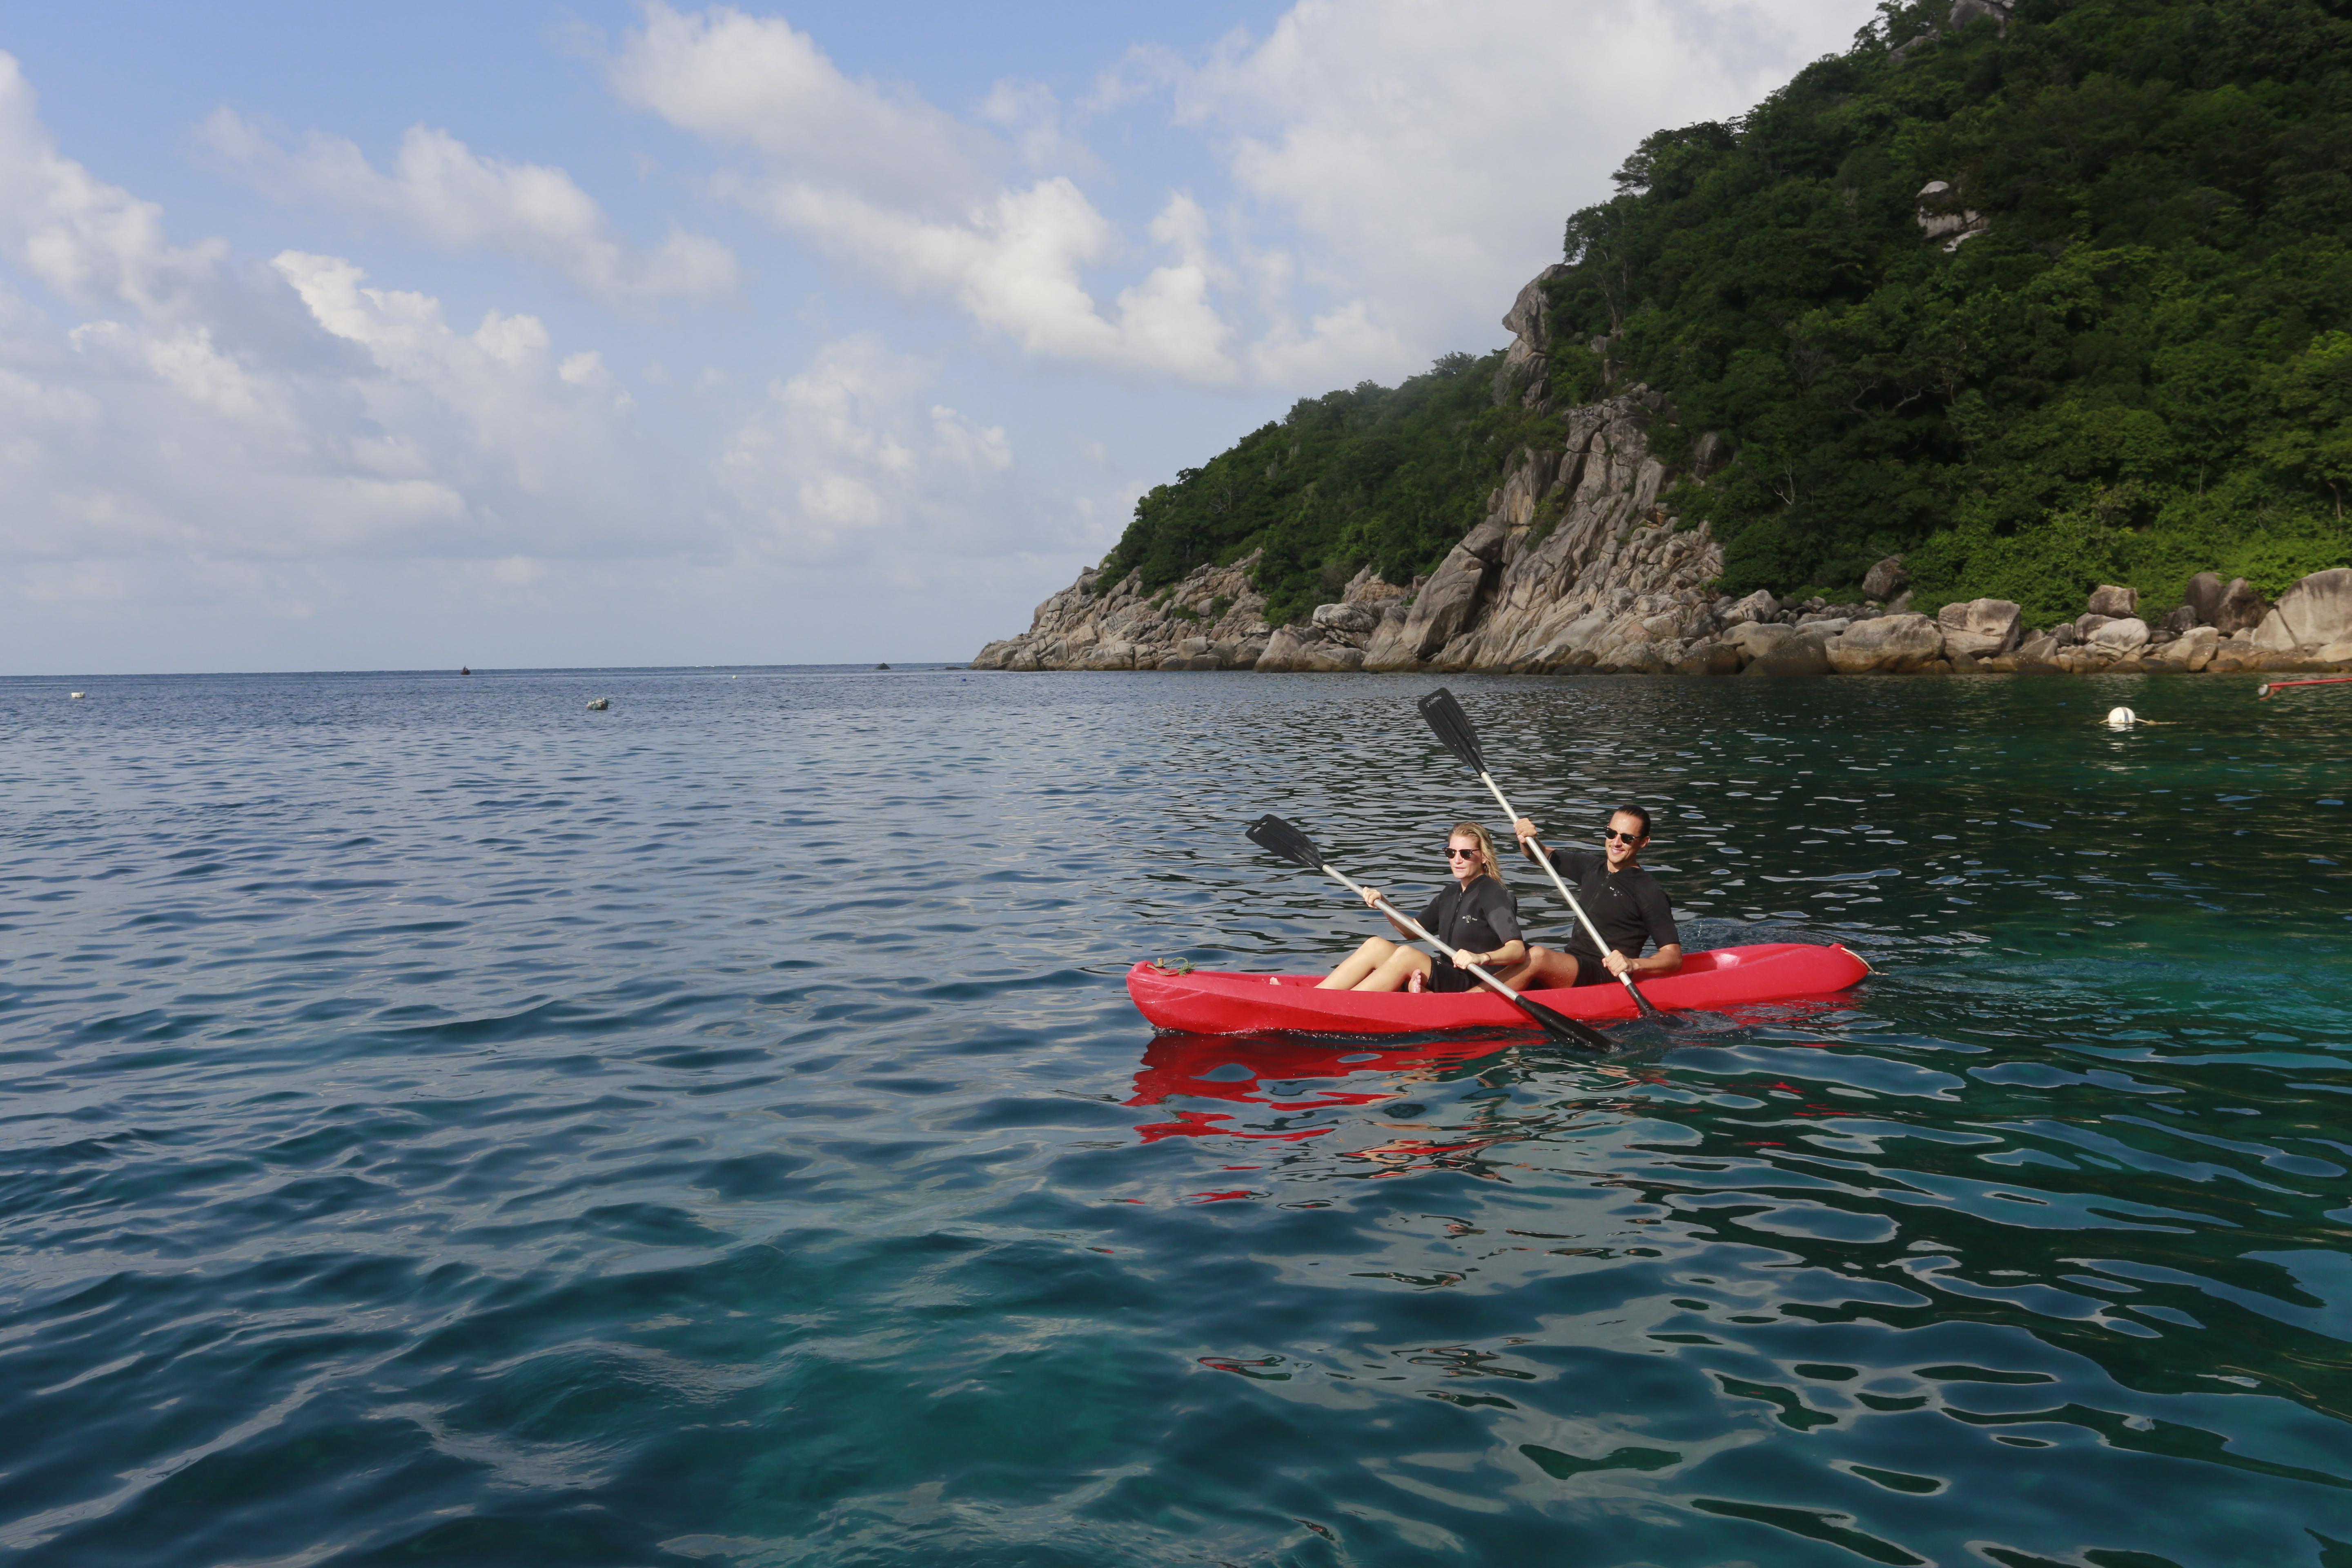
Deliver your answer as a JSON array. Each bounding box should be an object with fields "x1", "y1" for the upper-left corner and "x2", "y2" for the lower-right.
[{"x1": 974, "y1": 267, "x2": 2352, "y2": 680}]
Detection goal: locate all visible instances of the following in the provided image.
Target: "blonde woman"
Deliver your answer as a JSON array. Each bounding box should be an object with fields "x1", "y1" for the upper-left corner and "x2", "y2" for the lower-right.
[{"x1": 1316, "y1": 822, "x2": 1525, "y2": 993}]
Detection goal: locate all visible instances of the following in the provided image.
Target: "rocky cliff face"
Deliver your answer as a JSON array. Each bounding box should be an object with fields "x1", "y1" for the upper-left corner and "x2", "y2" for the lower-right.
[
  {"x1": 970, "y1": 554, "x2": 1274, "y2": 671},
  {"x1": 974, "y1": 276, "x2": 1731, "y2": 677}
]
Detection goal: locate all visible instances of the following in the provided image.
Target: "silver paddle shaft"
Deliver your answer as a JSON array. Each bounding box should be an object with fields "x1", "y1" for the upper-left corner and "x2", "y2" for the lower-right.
[
  {"x1": 1311, "y1": 864, "x2": 1537, "y2": 1009},
  {"x1": 1472, "y1": 770, "x2": 1647, "y2": 1006}
]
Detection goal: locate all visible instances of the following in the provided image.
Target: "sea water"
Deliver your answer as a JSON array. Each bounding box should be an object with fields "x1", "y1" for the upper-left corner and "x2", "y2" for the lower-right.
[{"x1": 1, "y1": 666, "x2": 2347, "y2": 1567}]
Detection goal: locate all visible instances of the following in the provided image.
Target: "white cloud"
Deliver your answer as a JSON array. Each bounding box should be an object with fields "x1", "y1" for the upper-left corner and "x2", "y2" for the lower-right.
[
  {"x1": 1169, "y1": 0, "x2": 1884, "y2": 360},
  {"x1": 610, "y1": 3, "x2": 986, "y2": 207},
  {"x1": 201, "y1": 111, "x2": 738, "y2": 305},
  {"x1": 733, "y1": 176, "x2": 1236, "y2": 380},
  {"x1": 0, "y1": 47, "x2": 669, "y2": 579},
  {"x1": 0, "y1": 53, "x2": 224, "y2": 314},
  {"x1": 612, "y1": 4, "x2": 1253, "y2": 383},
  {"x1": 719, "y1": 334, "x2": 1023, "y2": 565},
  {"x1": 268, "y1": 252, "x2": 644, "y2": 507}
]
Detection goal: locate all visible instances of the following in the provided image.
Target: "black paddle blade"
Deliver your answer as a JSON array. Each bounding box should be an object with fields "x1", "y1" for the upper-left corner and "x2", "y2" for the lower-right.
[
  {"x1": 1511, "y1": 990, "x2": 1616, "y2": 1051},
  {"x1": 1417, "y1": 687, "x2": 1486, "y2": 774},
  {"x1": 1245, "y1": 813, "x2": 1325, "y2": 871}
]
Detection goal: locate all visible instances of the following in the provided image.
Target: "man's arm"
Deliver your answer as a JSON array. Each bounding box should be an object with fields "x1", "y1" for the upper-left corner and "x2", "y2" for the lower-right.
[
  {"x1": 1603, "y1": 942, "x2": 1682, "y2": 978},
  {"x1": 1607, "y1": 884, "x2": 1683, "y2": 977},
  {"x1": 1514, "y1": 817, "x2": 1597, "y2": 875}
]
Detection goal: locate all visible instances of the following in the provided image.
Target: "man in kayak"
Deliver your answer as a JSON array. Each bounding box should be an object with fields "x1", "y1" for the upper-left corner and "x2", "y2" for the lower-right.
[
  {"x1": 1315, "y1": 822, "x2": 1527, "y2": 992},
  {"x1": 1498, "y1": 806, "x2": 1682, "y2": 989}
]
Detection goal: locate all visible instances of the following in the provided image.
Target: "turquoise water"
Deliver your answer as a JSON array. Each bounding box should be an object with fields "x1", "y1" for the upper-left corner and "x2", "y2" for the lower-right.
[{"x1": 1, "y1": 667, "x2": 2348, "y2": 1567}]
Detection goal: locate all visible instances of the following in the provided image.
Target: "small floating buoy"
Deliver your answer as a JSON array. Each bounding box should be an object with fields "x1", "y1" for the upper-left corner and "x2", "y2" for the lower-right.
[
  {"x1": 69, "y1": 691, "x2": 85, "y2": 700},
  {"x1": 586, "y1": 697, "x2": 610, "y2": 711},
  {"x1": 2104, "y1": 706, "x2": 2136, "y2": 728}
]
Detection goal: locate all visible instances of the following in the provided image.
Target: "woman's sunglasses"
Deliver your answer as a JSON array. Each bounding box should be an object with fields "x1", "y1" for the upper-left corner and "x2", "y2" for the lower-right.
[{"x1": 1444, "y1": 846, "x2": 1481, "y2": 860}]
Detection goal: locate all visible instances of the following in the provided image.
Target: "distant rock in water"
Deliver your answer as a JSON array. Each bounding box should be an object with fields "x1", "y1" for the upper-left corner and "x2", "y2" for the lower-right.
[
  {"x1": 876, "y1": 662, "x2": 891, "y2": 670},
  {"x1": 586, "y1": 697, "x2": 610, "y2": 711},
  {"x1": 460, "y1": 666, "x2": 471, "y2": 675}
]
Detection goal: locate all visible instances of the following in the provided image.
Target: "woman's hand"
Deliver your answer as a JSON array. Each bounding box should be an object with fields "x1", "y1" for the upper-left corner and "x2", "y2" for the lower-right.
[
  {"x1": 1454, "y1": 949, "x2": 1481, "y2": 969},
  {"x1": 1361, "y1": 887, "x2": 1384, "y2": 910}
]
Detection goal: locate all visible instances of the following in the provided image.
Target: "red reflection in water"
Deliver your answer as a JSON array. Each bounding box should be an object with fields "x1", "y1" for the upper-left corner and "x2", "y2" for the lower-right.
[{"x1": 1125, "y1": 1031, "x2": 1512, "y2": 1145}]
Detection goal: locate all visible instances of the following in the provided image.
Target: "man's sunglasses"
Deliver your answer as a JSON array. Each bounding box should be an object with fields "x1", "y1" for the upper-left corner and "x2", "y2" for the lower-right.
[{"x1": 1601, "y1": 828, "x2": 1644, "y2": 843}]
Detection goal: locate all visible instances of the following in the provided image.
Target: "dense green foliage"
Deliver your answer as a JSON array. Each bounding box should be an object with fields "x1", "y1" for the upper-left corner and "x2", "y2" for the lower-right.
[
  {"x1": 1092, "y1": 354, "x2": 1555, "y2": 626},
  {"x1": 1553, "y1": 0, "x2": 2352, "y2": 621},
  {"x1": 1098, "y1": 0, "x2": 2352, "y2": 628}
]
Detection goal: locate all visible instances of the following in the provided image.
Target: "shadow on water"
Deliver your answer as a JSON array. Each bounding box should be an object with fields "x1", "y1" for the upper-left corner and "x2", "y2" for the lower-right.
[{"x1": 0, "y1": 667, "x2": 2347, "y2": 1566}]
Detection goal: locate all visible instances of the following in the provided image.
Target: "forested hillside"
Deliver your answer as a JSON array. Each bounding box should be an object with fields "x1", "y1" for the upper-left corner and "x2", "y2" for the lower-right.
[
  {"x1": 1094, "y1": 0, "x2": 2352, "y2": 626},
  {"x1": 1095, "y1": 354, "x2": 1555, "y2": 628}
]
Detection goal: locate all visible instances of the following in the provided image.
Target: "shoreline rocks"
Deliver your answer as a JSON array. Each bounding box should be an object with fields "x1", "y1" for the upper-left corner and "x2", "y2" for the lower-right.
[{"x1": 972, "y1": 552, "x2": 1276, "y2": 673}]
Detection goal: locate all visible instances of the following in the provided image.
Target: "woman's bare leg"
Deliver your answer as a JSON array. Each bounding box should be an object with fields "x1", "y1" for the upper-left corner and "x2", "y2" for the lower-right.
[
  {"x1": 1497, "y1": 946, "x2": 1581, "y2": 990},
  {"x1": 1320, "y1": 936, "x2": 1402, "y2": 989},
  {"x1": 1351, "y1": 946, "x2": 1432, "y2": 992}
]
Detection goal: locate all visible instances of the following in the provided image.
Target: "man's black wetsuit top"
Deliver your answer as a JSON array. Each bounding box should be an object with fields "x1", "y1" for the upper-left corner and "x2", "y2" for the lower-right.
[{"x1": 1530, "y1": 845, "x2": 1678, "y2": 967}]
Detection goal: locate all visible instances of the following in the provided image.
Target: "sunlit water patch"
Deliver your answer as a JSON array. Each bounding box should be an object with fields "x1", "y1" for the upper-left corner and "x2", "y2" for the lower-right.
[{"x1": 0, "y1": 666, "x2": 2346, "y2": 1566}]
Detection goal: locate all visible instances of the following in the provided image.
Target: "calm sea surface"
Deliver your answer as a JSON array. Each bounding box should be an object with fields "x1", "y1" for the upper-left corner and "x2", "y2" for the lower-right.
[{"x1": 2, "y1": 666, "x2": 2348, "y2": 1568}]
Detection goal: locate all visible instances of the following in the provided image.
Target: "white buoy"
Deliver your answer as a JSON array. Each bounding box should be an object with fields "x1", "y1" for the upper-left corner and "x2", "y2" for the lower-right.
[
  {"x1": 2105, "y1": 705, "x2": 2137, "y2": 728},
  {"x1": 69, "y1": 691, "x2": 85, "y2": 700},
  {"x1": 586, "y1": 696, "x2": 610, "y2": 711}
]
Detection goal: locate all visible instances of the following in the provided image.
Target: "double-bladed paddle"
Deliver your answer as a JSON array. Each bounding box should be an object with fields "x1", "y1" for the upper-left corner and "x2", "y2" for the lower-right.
[
  {"x1": 1245, "y1": 813, "x2": 1613, "y2": 1050},
  {"x1": 1417, "y1": 687, "x2": 1676, "y2": 1023}
]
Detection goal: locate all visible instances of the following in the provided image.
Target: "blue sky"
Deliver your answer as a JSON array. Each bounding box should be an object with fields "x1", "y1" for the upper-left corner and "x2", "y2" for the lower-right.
[{"x1": 0, "y1": 1, "x2": 1877, "y2": 673}]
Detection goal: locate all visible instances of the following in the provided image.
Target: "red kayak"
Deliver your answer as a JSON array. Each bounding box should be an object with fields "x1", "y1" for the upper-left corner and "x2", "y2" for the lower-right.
[{"x1": 1127, "y1": 942, "x2": 1869, "y2": 1036}]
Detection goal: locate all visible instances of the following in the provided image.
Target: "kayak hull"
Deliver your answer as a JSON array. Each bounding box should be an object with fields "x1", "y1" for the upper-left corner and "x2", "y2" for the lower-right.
[{"x1": 1126, "y1": 943, "x2": 1868, "y2": 1036}]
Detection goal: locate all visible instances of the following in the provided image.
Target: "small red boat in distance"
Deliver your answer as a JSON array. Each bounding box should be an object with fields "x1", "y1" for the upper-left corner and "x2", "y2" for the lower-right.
[{"x1": 1127, "y1": 942, "x2": 1869, "y2": 1036}]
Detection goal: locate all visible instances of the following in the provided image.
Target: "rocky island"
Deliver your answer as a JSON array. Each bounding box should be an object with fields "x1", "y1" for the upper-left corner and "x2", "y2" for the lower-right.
[{"x1": 977, "y1": 0, "x2": 2351, "y2": 679}]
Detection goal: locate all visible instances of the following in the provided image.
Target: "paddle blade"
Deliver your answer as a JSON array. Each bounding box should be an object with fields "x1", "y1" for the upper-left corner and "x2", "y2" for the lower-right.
[
  {"x1": 1417, "y1": 687, "x2": 1486, "y2": 774},
  {"x1": 1511, "y1": 989, "x2": 1615, "y2": 1051},
  {"x1": 1245, "y1": 813, "x2": 1326, "y2": 871}
]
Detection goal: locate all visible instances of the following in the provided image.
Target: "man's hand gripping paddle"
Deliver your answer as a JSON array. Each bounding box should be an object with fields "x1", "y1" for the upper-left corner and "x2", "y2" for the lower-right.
[
  {"x1": 1417, "y1": 687, "x2": 1676, "y2": 1023},
  {"x1": 1245, "y1": 814, "x2": 1613, "y2": 1051}
]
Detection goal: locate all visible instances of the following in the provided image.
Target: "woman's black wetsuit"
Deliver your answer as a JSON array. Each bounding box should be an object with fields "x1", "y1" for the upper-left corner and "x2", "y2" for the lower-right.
[{"x1": 1418, "y1": 875, "x2": 1523, "y2": 993}]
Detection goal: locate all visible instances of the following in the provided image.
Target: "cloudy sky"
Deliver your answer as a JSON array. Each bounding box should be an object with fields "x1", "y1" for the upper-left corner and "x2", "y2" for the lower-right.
[{"x1": 1, "y1": 0, "x2": 1878, "y2": 673}]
